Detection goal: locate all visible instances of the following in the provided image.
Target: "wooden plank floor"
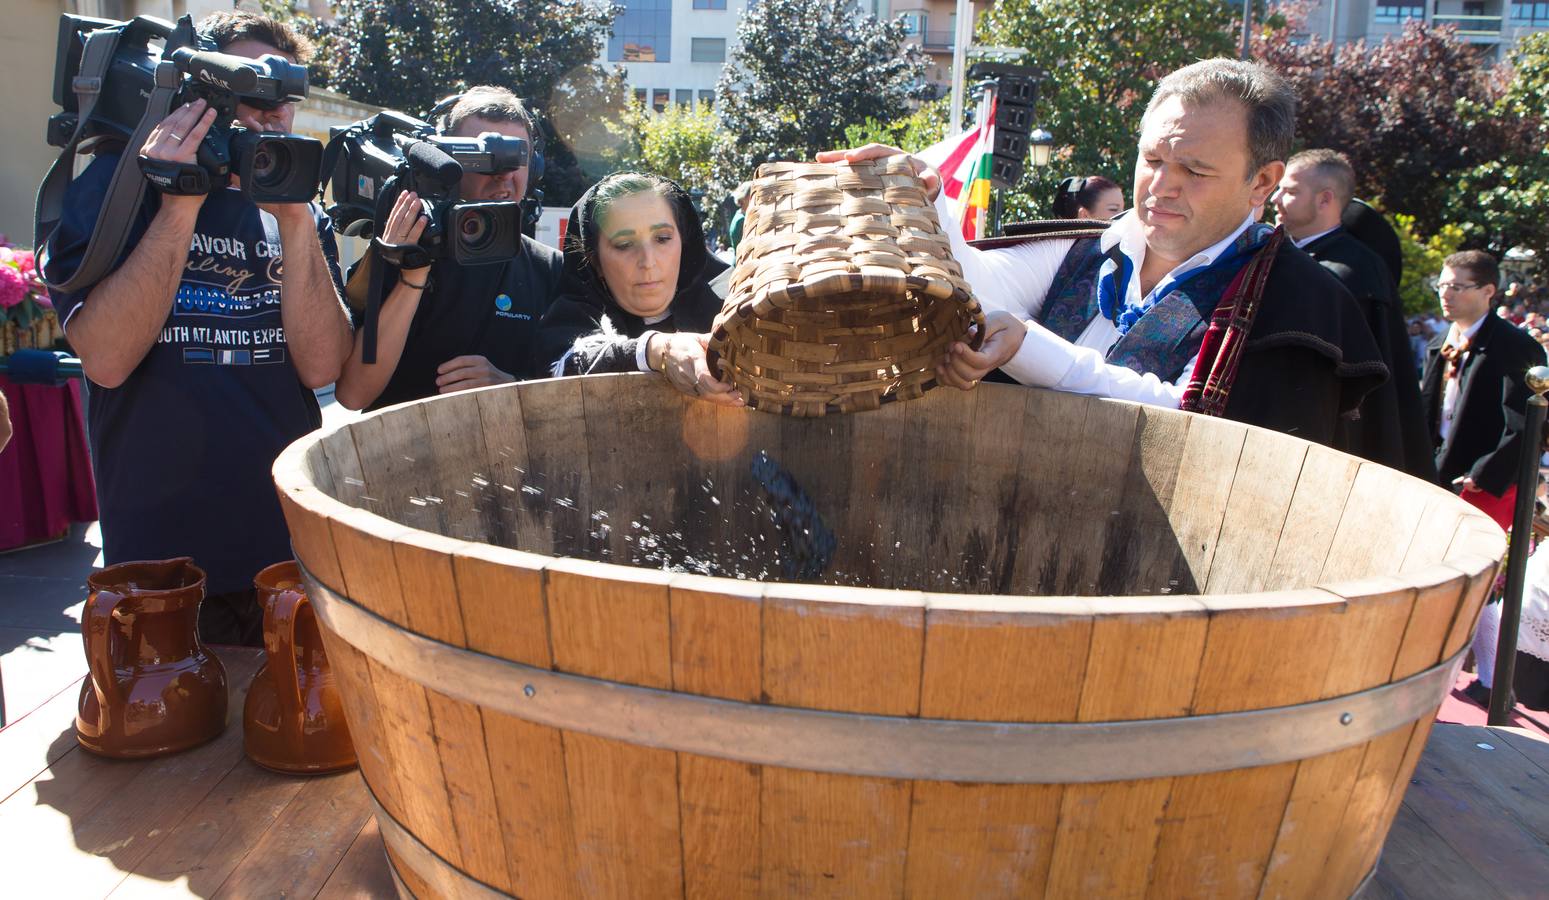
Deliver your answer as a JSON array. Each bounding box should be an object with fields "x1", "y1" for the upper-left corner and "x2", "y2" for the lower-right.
[
  {"x1": 0, "y1": 648, "x2": 394, "y2": 897},
  {"x1": 1367, "y1": 724, "x2": 1549, "y2": 899},
  {"x1": 1, "y1": 647, "x2": 1544, "y2": 898}
]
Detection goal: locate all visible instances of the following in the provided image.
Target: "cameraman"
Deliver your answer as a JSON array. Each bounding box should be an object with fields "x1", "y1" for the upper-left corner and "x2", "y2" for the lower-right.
[
  {"x1": 43, "y1": 11, "x2": 352, "y2": 645},
  {"x1": 334, "y1": 86, "x2": 563, "y2": 411}
]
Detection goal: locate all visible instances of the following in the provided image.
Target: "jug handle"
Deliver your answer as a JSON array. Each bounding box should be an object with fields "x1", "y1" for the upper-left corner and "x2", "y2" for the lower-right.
[
  {"x1": 265, "y1": 586, "x2": 307, "y2": 747},
  {"x1": 83, "y1": 589, "x2": 125, "y2": 710}
]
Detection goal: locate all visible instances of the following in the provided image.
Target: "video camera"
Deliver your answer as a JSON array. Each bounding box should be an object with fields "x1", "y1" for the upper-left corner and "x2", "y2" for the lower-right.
[
  {"x1": 47, "y1": 13, "x2": 322, "y2": 203},
  {"x1": 326, "y1": 110, "x2": 526, "y2": 266}
]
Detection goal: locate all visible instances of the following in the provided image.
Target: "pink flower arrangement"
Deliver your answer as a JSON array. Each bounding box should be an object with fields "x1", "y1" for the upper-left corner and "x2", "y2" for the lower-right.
[
  {"x1": 0, "y1": 237, "x2": 54, "y2": 338},
  {"x1": 0, "y1": 262, "x2": 26, "y2": 309}
]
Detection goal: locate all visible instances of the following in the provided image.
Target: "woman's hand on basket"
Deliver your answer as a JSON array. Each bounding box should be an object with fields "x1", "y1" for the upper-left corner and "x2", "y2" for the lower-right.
[
  {"x1": 936, "y1": 311, "x2": 1027, "y2": 391},
  {"x1": 815, "y1": 144, "x2": 942, "y2": 202},
  {"x1": 648, "y1": 332, "x2": 745, "y2": 407}
]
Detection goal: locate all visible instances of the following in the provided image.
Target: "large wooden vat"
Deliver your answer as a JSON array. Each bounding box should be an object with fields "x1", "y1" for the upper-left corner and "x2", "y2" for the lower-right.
[{"x1": 273, "y1": 375, "x2": 1502, "y2": 899}]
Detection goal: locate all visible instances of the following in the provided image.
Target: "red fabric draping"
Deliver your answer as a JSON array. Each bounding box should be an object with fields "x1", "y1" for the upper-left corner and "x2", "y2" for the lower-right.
[{"x1": 0, "y1": 373, "x2": 98, "y2": 550}]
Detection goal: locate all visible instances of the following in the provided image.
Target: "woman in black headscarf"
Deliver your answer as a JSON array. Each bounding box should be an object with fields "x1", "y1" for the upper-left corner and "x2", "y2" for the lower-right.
[{"x1": 534, "y1": 172, "x2": 741, "y2": 406}]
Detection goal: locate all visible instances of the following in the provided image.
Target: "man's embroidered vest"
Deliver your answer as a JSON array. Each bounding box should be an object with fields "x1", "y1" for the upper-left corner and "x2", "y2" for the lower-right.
[{"x1": 1036, "y1": 237, "x2": 1256, "y2": 382}]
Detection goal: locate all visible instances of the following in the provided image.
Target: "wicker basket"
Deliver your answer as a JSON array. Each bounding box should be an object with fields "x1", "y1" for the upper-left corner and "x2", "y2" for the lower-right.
[{"x1": 707, "y1": 156, "x2": 985, "y2": 417}]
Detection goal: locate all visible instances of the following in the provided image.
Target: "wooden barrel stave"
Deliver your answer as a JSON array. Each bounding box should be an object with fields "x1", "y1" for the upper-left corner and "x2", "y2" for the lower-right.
[
  {"x1": 1322, "y1": 463, "x2": 1439, "y2": 585},
  {"x1": 1260, "y1": 449, "x2": 1365, "y2": 594},
  {"x1": 912, "y1": 596, "x2": 1087, "y2": 897},
  {"x1": 1200, "y1": 426, "x2": 1311, "y2": 596},
  {"x1": 274, "y1": 378, "x2": 1503, "y2": 899},
  {"x1": 334, "y1": 533, "x2": 466, "y2": 880},
  {"x1": 1260, "y1": 741, "x2": 1372, "y2": 897}
]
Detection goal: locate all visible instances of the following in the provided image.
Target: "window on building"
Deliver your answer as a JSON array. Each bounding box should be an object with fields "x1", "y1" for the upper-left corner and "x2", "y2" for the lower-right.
[
  {"x1": 634, "y1": 88, "x2": 648, "y2": 107},
  {"x1": 691, "y1": 37, "x2": 727, "y2": 63},
  {"x1": 1512, "y1": 2, "x2": 1549, "y2": 24},
  {"x1": 693, "y1": 0, "x2": 727, "y2": 8},
  {"x1": 898, "y1": 11, "x2": 927, "y2": 35},
  {"x1": 699, "y1": 90, "x2": 715, "y2": 108},
  {"x1": 1372, "y1": 2, "x2": 1424, "y2": 22},
  {"x1": 652, "y1": 89, "x2": 670, "y2": 112},
  {"x1": 675, "y1": 89, "x2": 694, "y2": 107},
  {"x1": 608, "y1": 0, "x2": 672, "y2": 62}
]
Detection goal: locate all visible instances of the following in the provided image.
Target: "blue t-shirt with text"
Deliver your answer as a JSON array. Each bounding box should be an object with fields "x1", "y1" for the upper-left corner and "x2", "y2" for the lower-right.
[{"x1": 45, "y1": 152, "x2": 344, "y2": 594}]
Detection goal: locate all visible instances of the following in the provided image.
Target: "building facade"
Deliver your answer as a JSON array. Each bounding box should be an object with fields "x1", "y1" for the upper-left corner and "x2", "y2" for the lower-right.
[
  {"x1": 1297, "y1": 0, "x2": 1549, "y2": 59},
  {"x1": 888, "y1": 0, "x2": 994, "y2": 92},
  {"x1": 602, "y1": 0, "x2": 749, "y2": 112},
  {"x1": 598, "y1": 0, "x2": 996, "y2": 109}
]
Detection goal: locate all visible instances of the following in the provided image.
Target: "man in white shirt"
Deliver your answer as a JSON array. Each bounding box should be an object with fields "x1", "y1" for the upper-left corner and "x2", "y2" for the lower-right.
[{"x1": 821, "y1": 58, "x2": 1386, "y2": 445}]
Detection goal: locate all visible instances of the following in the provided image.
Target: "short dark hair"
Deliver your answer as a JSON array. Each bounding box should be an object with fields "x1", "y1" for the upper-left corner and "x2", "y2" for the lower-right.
[
  {"x1": 1145, "y1": 58, "x2": 1296, "y2": 178},
  {"x1": 1444, "y1": 250, "x2": 1500, "y2": 291},
  {"x1": 439, "y1": 86, "x2": 538, "y2": 145},
  {"x1": 198, "y1": 11, "x2": 315, "y2": 63},
  {"x1": 1288, "y1": 149, "x2": 1356, "y2": 208},
  {"x1": 1052, "y1": 175, "x2": 1120, "y2": 218}
]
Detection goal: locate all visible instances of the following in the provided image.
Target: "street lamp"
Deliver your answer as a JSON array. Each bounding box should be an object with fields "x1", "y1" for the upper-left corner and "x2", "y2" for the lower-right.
[{"x1": 1029, "y1": 128, "x2": 1055, "y2": 168}]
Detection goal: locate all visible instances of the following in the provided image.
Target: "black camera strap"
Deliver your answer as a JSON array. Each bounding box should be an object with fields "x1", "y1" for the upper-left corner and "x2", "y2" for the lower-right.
[
  {"x1": 36, "y1": 27, "x2": 182, "y2": 295},
  {"x1": 363, "y1": 246, "x2": 384, "y2": 365},
  {"x1": 139, "y1": 156, "x2": 212, "y2": 195}
]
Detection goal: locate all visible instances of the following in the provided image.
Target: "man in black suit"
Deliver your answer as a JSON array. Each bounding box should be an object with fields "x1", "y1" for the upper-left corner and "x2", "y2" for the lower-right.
[
  {"x1": 1420, "y1": 250, "x2": 1546, "y2": 528},
  {"x1": 1276, "y1": 150, "x2": 1435, "y2": 480}
]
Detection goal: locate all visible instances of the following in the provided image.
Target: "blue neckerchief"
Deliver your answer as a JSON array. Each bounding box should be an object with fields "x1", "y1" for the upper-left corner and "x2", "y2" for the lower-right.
[{"x1": 1097, "y1": 223, "x2": 1274, "y2": 335}]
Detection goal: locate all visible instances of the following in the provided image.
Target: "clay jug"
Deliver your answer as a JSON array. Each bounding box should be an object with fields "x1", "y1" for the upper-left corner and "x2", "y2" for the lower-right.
[
  {"x1": 76, "y1": 557, "x2": 228, "y2": 758},
  {"x1": 243, "y1": 561, "x2": 356, "y2": 774}
]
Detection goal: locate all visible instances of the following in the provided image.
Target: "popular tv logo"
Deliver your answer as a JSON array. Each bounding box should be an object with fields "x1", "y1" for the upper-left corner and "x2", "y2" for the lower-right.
[{"x1": 494, "y1": 293, "x2": 529, "y2": 320}]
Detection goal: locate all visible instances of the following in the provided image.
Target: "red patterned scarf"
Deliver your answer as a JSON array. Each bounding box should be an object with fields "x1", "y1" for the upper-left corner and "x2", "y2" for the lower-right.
[{"x1": 1179, "y1": 227, "x2": 1288, "y2": 416}]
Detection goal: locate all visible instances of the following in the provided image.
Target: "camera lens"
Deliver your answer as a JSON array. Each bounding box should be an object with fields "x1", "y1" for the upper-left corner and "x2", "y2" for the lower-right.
[
  {"x1": 251, "y1": 141, "x2": 288, "y2": 189},
  {"x1": 458, "y1": 209, "x2": 495, "y2": 253}
]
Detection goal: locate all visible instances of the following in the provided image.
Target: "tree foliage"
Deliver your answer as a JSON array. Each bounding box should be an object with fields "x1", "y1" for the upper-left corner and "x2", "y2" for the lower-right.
[
  {"x1": 714, "y1": 0, "x2": 929, "y2": 182},
  {"x1": 978, "y1": 0, "x2": 1239, "y2": 220},
  {"x1": 1440, "y1": 32, "x2": 1549, "y2": 260},
  {"x1": 633, "y1": 104, "x2": 721, "y2": 200},
  {"x1": 601, "y1": 102, "x2": 724, "y2": 225},
  {"x1": 298, "y1": 0, "x2": 623, "y2": 206},
  {"x1": 1255, "y1": 20, "x2": 1513, "y2": 246},
  {"x1": 1393, "y1": 212, "x2": 1464, "y2": 316},
  {"x1": 842, "y1": 99, "x2": 950, "y2": 155}
]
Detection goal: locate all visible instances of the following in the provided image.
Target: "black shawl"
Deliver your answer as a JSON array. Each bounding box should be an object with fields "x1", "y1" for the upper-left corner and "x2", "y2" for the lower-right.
[{"x1": 531, "y1": 177, "x2": 729, "y2": 377}]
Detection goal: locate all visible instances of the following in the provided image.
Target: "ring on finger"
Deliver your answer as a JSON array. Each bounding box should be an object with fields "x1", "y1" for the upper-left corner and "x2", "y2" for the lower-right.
[{"x1": 169, "y1": 133, "x2": 186, "y2": 142}]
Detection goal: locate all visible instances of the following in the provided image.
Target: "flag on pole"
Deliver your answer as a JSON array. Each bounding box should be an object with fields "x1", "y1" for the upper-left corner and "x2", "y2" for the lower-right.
[
  {"x1": 917, "y1": 125, "x2": 982, "y2": 204},
  {"x1": 917, "y1": 92, "x2": 997, "y2": 240}
]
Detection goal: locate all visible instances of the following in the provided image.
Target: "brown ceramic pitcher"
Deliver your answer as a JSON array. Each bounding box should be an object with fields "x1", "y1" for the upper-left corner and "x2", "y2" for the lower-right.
[
  {"x1": 243, "y1": 561, "x2": 356, "y2": 774},
  {"x1": 76, "y1": 557, "x2": 228, "y2": 758}
]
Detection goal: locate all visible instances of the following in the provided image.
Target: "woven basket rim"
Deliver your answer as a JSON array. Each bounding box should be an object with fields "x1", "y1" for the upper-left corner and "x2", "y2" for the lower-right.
[{"x1": 709, "y1": 155, "x2": 985, "y2": 416}]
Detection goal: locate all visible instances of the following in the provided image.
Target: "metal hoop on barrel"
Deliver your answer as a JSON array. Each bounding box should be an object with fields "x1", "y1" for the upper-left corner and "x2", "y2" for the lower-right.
[{"x1": 300, "y1": 564, "x2": 1465, "y2": 785}]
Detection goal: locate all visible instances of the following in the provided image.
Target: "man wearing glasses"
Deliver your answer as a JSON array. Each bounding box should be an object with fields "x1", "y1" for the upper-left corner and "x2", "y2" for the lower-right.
[
  {"x1": 1421, "y1": 250, "x2": 1546, "y2": 529},
  {"x1": 43, "y1": 11, "x2": 353, "y2": 645}
]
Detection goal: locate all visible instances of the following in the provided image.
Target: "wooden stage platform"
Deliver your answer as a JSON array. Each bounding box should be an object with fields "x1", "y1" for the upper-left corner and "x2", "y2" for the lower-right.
[{"x1": 1, "y1": 647, "x2": 1545, "y2": 897}]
